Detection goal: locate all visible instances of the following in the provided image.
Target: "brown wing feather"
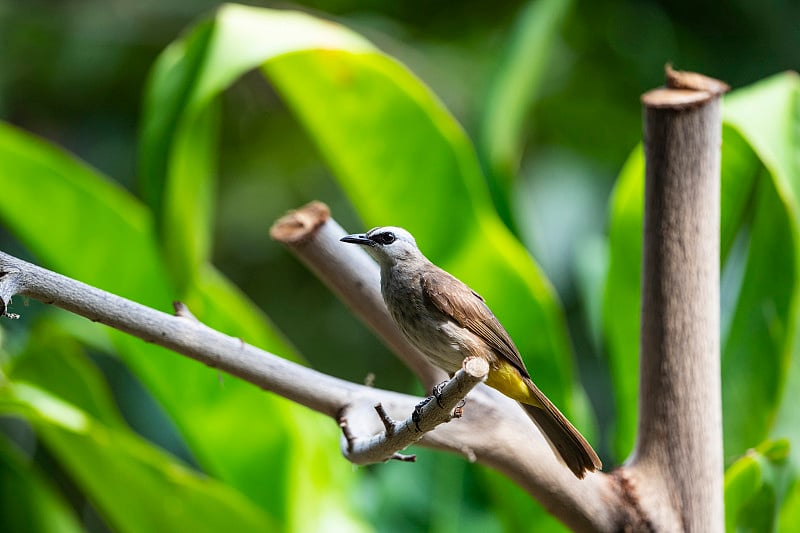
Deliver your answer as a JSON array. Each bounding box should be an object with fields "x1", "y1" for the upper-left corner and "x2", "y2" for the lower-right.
[{"x1": 421, "y1": 270, "x2": 530, "y2": 377}]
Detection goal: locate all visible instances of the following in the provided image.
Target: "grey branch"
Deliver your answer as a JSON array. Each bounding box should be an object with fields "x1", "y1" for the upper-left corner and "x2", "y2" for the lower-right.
[{"x1": 0, "y1": 247, "x2": 626, "y2": 532}]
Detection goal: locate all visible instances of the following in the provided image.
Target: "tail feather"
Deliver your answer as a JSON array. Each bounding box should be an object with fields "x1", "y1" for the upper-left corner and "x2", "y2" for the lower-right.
[{"x1": 521, "y1": 378, "x2": 602, "y2": 479}]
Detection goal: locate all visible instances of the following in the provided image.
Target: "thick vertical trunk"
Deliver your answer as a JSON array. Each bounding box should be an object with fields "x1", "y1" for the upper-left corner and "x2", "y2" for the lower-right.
[{"x1": 631, "y1": 67, "x2": 728, "y2": 531}]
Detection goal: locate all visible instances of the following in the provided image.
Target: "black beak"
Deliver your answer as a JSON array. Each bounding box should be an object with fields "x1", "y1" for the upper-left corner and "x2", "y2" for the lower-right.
[{"x1": 340, "y1": 233, "x2": 374, "y2": 246}]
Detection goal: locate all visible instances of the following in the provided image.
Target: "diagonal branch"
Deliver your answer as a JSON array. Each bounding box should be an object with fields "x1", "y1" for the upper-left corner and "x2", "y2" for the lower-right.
[{"x1": 0, "y1": 245, "x2": 629, "y2": 532}]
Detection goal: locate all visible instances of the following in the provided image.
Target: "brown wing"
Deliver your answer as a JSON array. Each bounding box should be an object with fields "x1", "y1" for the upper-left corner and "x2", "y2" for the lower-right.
[{"x1": 421, "y1": 269, "x2": 530, "y2": 377}]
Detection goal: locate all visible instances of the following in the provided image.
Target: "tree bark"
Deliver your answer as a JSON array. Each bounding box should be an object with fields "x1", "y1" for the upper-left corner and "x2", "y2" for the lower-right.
[{"x1": 626, "y1": 65, "x2": 728, "y2": 531}]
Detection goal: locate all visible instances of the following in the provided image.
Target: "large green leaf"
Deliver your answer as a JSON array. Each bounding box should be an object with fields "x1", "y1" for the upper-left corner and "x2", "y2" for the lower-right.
[
  {"x1": 0, "y1": 118, "x2": 361, "y2": 528},
  {"x1": 140, "y1": 0, "x2": 585, "y2": 430},
  {"x1": 0, "y1": 122, "x2": 172, "y2": 308},
  {"x1": 1, "y1": 383, "x2": 276, "y2": 532},
  {"x1": 264, "y1": 34, "x2": 581, "y2": 415},
  {"x1": 139, "y1": 5, "x2": 371, "y2": 283},
  {"x1": 2, "y1": 321, "x2": 277, "y2": 532},
  {"x1": 723, "y1": 73, "x2": 800, "y2": 459},
  {"x1": 602, "y1": 147, "x2": 644, "y2": 458},
  {"x1": 603, "y1": 73, "x2": 798, "y2": 460}
]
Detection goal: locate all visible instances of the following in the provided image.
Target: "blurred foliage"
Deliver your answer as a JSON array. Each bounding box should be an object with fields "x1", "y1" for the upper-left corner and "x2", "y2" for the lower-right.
[{"x1": 0, "y1": 0, "x2": 798, "y2": 531}]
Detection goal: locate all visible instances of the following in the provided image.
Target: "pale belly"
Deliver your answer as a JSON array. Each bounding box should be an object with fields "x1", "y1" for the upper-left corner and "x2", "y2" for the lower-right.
[
  {"x1": 385, "y1": 292, "x2": 485, "y2": 374},
  {"x1": 382, "y1": 267, "x2": 496, "y2": 374}
]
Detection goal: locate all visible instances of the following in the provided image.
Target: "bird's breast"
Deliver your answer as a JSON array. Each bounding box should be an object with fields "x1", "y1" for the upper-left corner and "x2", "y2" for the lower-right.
[{"x1": 381, "y1": 269, "x2": 483, "y2": 374}]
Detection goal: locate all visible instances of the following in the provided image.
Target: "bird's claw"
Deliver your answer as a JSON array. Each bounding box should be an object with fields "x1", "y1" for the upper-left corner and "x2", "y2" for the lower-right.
[
  {"x1": 412, "y1": 396, "x2": 432, "y2": 431},
  {"x1": 453, "y1": 398, "x2": 466, "y2": 418},
  {"x1": 432, "y1": 380, "x2": 448, "y2": 408}
]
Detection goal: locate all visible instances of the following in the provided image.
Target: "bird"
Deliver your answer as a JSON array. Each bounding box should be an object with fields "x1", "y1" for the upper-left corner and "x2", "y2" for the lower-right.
[{"x1": 341, "y1": 226, "x2": 601, "y2": 478}]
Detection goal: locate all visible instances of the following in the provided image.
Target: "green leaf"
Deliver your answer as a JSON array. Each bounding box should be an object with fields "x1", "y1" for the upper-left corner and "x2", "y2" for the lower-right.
[
  {"x1": 725, "y1": 451, "x2": 762, "y2": 533},
  {"x1": 602, "y1": 146, "x2": 644, "y2": 459},
  {"x1": 9, "y1": 319, "x2": 125, "y2": 428},
  {"x1": 0, "y1": 122, "x2": 173, "y2": 309},
  {"x1": 0, "y1": 436, "x2": 83, "y2": 533},
  {"x1": 140, "y1": 4, "x2": 371, "y2": 283},
  {"x1": 721, "y1": 172, "x2": 796, "y2": 456},
  {"x1": 778, "y1": 477, "x2": 800, "y2": 532},
  {"x1": 722, "y1": 73, "x2": 800, "y2": 458},
  {"x1": 724, "y1": 439, "x2": 792, "y2": 533},
  {"x1": 264, "y1": 37, "x2": 581, "y2": 415},
  {"x1": 138, "y1": 18, "x2": 216, "y2": 232},
  {"x1": 2, "y1": 383, "x2": 277, "y2": 532},
  {"x1": 142, "y1": 2, "x2": 585, "y2": 418},
  {"x1": 479, "y1": 0, "x2": 573, "y2": 230}
]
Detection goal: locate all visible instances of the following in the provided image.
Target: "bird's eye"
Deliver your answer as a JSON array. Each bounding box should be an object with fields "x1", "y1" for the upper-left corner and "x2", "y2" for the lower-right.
[{"x1": 377, "y1": 232, "x2": 396, "y2": 245}]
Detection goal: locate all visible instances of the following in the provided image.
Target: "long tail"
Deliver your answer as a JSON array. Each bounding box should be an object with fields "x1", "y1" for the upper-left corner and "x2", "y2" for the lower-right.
[{"x1": 520, "y1": 378, "x2": 602, "y2": 478}]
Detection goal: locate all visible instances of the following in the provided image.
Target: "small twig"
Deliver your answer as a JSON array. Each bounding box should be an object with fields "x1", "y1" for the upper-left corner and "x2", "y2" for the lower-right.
[
  {"x1": 173, "y1": 301, "x2": 199, "y2": 322},
  {"x1": 374, "y1": 403, "x2": 396, "y2": 436},
  {"x1": 339, "y1": 358, "x2": 488, "y2": 465},
  {"x1": 338, "y1": 411, "x2": 356, "y2": 453}
]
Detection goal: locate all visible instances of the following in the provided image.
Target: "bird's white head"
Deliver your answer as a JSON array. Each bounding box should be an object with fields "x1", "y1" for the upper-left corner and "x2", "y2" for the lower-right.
[{"x1": 340, "y1": 226, "x2": 421, "y2": 266}]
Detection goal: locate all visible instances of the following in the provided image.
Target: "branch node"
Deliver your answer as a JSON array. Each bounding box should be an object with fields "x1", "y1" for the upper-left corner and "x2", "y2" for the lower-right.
[
  {"x1": 459, "y1": 445, "x2": 477, "y2": 463},
  {"x1": 389, "y1": 452, "x2": 416, "y2": 462},
  {"x1": 364, "y1": 372, "x2": 375, "y2": 387},
  {"x1": 173, "y1": 301, "x2": 199, "y2": 322}
]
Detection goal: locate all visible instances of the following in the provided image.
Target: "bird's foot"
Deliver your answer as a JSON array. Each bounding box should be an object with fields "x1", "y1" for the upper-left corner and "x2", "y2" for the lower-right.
[
  {"x1": 412, "y1": 396, "x2": 432, "y2": 431},
  {"x1": 453, "y1": 398, "x2": 466, "y2": 418},
  {"x1": 413, "y1": 378, "x2": 462, "y2": 430},
  {"x1": 432, "y1": 380, "x2": 449, "y2": 408}
]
